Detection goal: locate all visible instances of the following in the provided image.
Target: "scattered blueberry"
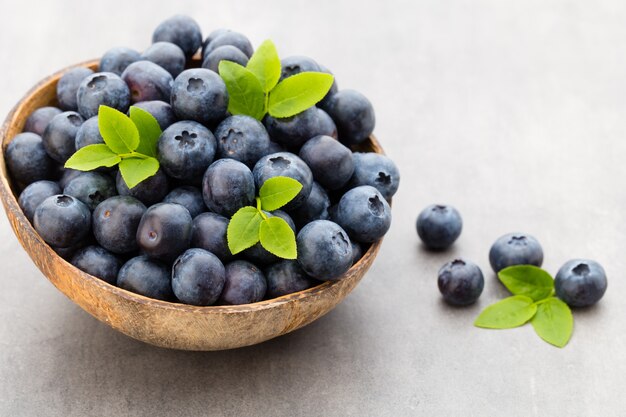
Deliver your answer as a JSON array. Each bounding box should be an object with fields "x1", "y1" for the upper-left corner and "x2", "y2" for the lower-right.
[
  {"x1": 163, "y1": 186, "x2": 206, "y2": 218},
  {"x1": 265, "y1": 260, "x2": 318, "y2": 298},
  {"x1": 438, "y1": 259, "x2": 484, "y2": 306},
  {"x1": 172, "y1": 248, "x2": 225, "y2": 305},
  {"x1": 265, "y1": 107, "x2": 337, "y2": 149},
  {"x1": 202, "y1": 45, "x2": 249, "y2": 73},
  {"x1": 201, "y1": 28, "x2": 231, "y2": 58},
  {"x1": 219, "y1": 260, "x2": 267, "y2": 305},
  {"x1": 322, "y1": 89, "x2": 375, "y2": 145},
  {"x1": 489, "y1": 233, "x2": 544, "y2": 273},
  {"x1": 34, "y1": 195, "x2": 91, "y2": 248},
  {"x1": 136, "y1": 202, "x2": 193, "y2": 262},
  {"x1": 297, "y1": 220, "x2": 353, "y2": 281},
  {"x1": 71, "y1": 245, "x2": 121, "y2": 284},
  {"x1": 350, "y1": 152, "x2": 400, "y2": 201},
  {"x1": 18, "y1": 180, "x2": 61, "y2": 223},
  {"x1": 252, "y1": 152, "x2": 313, "y2": 209},
  {"x1": 158, "y1": 120, "x2": 216, "y2": 180},
  {"x1": 280, "y1": 56, "x2": 320, "y2": 79},
  {"x1": 555, "y1": 259, "x2": 607, "y2": 307},
  {"x1": 6, "y1": 132, "x2": 55, "y2": 186},
  {"x1": 152, "y1": 15, "x2": 202, "y2": 58},
  {"x1": 121, "y1": 60, "x2": 174, "y2": 103},
  {"x1": 57, "y1": 67, "x2": 94, "y2": 111},
  {"x1": 202, "y1": 159, "x2": 255, "y2": 217},
  {"x1": 290, "y1": 181, "x2": 330, "y2": 229},
  {"x1": 170, "y1": 68, "x2": 229, "y2": 127},
  {"x1": 99, "y1": 47, "x2": 141, "y2": 75},
  {"x1": 115, "y1": 168, "x2": 169, "y2": 206},
  {"x1": 117, "y1": 255, "x2": 173, "y2": 301},
  {"x1": 77, "y1": 72, "x2": 131, "y2": 119},
  {"x1": 141, "y1": 41, "x2": 186, "y2": 78},
  {"x1": 191, "y1": 212, "x2": 233, "y2": 262},
  {"x1": 74, "y1": 116, "x2": 104, "y2": 149},
  {"x1": 23, "y1": 106, "x2": 62, "y2": 136},
  {"x1": 299, "y1": 135, "x2": 354, "y2": 190},
  {"x1": 334, "y1": 185, "x2": 391, "y2": 243},
  {"x1": 42, "y1": 112, "x2": 84, "y2": 163},
  {"x1": 132, "y1": 100, "x2": 177, "y2": 130},
  {"x1": 214, "y1": 115, "x2": 270, "y2": 167},
  {"x1": 416, "y1": 205, "x2": 462, "y2": 250},
  {"x1": 203, "y1": 31, "x2": 253, "y2": 58},
  {"x1": 93, "y1": 196, "x2": 146, "y2": 254},
  {"x1": 63, "y1": 172, "x2": 117, "y2": 210}
]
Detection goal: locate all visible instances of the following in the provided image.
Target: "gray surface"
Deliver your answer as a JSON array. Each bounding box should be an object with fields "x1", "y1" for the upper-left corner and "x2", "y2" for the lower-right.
[{"x1": 1, "y1": 1, "x2": 625, "y2": 416}]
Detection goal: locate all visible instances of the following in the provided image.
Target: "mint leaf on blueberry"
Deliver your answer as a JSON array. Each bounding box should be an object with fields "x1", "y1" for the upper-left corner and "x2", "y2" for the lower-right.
[{"x1": 497, "y1": 265, "x2": 554, "y2": 301}]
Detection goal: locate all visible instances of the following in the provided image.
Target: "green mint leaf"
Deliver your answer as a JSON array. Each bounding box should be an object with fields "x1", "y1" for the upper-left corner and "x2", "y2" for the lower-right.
[
  {"x1": 259, "y1": 176, "x2": 303, "y2": 211},
  {"x1": 227, "y1": 206, "x2": 264, "y2": 254},
  {"x1": 64, "y1": 144, "x2": 121, "y2": 171},
  {"x1": 118, "y1": 157, "x2": 159, "y2": 189},
  {"x1": 498, "y1": 265, "x2": 554, "y2": 301},
  {"x1": 268, "y1": 72, "x2": 334, "y2": 118},
  {"x1": 531, "y1": 297, "x2": 573, "y2": 348},
  {"x1": 129, "y1": 106, "x2": 161, "y2": 157},
  {"x1": 474, "y1": 295, "x2": 537, "y2": 329},
  {"x1": 259, "y1": 216, "x2": 297, "y2": 259},
  {"x1": 98, "y1": 105, "x2": 140, "y2": 154},
  {"x1": 246, "y1": 39, "x2": 281, "y2": 93},
  {"x1": 219, "y1": 61, "x2": 266, "y2": 120}
]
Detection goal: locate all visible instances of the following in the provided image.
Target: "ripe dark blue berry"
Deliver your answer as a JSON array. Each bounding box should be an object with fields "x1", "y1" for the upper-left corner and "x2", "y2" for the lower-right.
[
  {"x1": 115, "y1": 169, "x2": 169, "y2": 206},
  {"x1": 290, "y1": 181, "x2": 330, "y2": 229},
  {"x1": 252, "y1": 152, "x2": 313, "y2": 210},
  {"x1": 488, "y1": 233, "x2": 544, "y2": 273},
  {"x1": 163, "y1": 186, "x2": 206, "y2": 218},
  {"x1": 323, "y1": 89, "x2": 375, "y2": 145},
  {"x1": 297, "y1": 220, "x2": 353, "y2": 281},
  {"x1": 201, "y1": 28, "x2": 231, "y2": 58},
  {"x1": 117, "y1": 256, "x2": 173, "y2": 301},
  {"x1": 6, "y1": 132, "x2": 55, "y2": 186},
  {"x1": 219, "y1": 260, "x2": 267, "y2": 305},
  {"x1": 555, "y1": 260, "x2": 607, "y2": 307},
  {"x1": 265, "y1": 107, "x2": 337, "y2": 149},
  {"x1": 203, "y1": 31, "x2": 253, "y2": 58},
  {"x1": 34, "y1": 195, "x2": 91, "y2": 248},
  {"x1": 57, "y1": 67, "x2": 94, "y2": 111},
  {"x1": 99, "y1": 47, "x2": 141, "y2": 75},
  {"x1": 171, "y1": 68, "x2": 229, "y2": 126},
  {"x1": 132, "y1": 100, "x2": 177, "y2": 130},
  {"x1": 152, "y1": 15, "x2": 202, "y2": 58},
  {"x1": 23, "y1": 106, "x2": 62, "y2": 136},
  {"x1": 299, "y1": 135, "x2": 354, "y2": 190},
  {"x1": 202, "y1": 45, "x2": 249, "y2": 73},
  {"x1": 63, "y1": 172, "x2": 117, "y2": 210},
  {"x1": 438, "y1": 259, "x2": 484, "y2": 306},
  {"x1": 191, "y1": 212, "x2": 232, "y2": 262},
  {"x1": 265, "y1": 260, "x2": 318, "y2": 298},
  {"x1": 202, "y1": 159, "x2": 255, "y2": 217},
  {"x1": 18, "y1": 180, "x2": 61, "y2": 223},
  {"x1": 42, "y1": 111, "x2": 84, "y2": 163},
  {"x1": 93, "y1": 196, "x2": 146, "y2": 254},
  {"x1": 121, "y1": 61, "x2": 174, "y2": 103},
  {"x1": 75, "y1": 116, "x2": 104, "y2": 149},
  {"x1": 280, "y1": 56, "x2": 320, "y2": 80},
  {"x1": 214, "y1": 115, "x2": 270, "y2": 167},
  {"x1": 334, "y1": 185, "x2": 391, "y2": 243},
  {"x1": 136, "y1": 202, "x2": 193, "y2": 262},
  {"x1": 77, "y1": 72, "x2": 131, "y2": 119},
  {"x1": 350, "y1": 152, "x2": 400, "y2": 201},
  {"x1": 158, "y1": 120, "x2": 216, "y2": 180},
  {"x1": 141, "y1": 41, "x2": 186, "y2": 78},
  {"x1": 172, "y1": 248, "x2": 226, "y2": 306},
  {"x1": 71, "y1": 245, "x2": 121, "y2": 285},
  {"x1": 416, "y1": 205, "x2": 462, "y2": 250}
]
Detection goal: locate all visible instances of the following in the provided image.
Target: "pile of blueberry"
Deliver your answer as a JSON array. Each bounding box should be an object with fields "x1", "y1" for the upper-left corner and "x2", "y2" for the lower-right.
[{"x1": 6, "y1": 15, "x2": 400, "y2": 306}]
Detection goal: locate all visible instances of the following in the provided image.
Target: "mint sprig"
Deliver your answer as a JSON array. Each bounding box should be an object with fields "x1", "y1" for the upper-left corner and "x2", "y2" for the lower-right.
[
  {"x1": 474, "y1": 265, "x2": 574, "y2": 348},
  {"x1": 219, "y1": 40, "x2": 334, "y2": 121},
  {"x1": 226, "y1": 176, "x2": 302, "y2": 259},
  {"x1": 64, "y1": 105, "x2": 162, "y2": 188}
]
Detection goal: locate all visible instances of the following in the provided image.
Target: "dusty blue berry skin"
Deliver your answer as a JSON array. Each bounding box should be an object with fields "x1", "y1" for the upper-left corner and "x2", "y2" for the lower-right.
[
  {"x1": 265, "y1": 107, "x2": 337, "y2": 150},
  {"x1": 555, "y1": 259, "x2": 608, "y2": 307},
  {"x1": 266, "y1": 141, "x2": 285, "y2": 155},
  {"x1": 219, "y1": 260, "x2": 267, "y2": 305},
  {"x1": 290, "y1": 181, "x2": 330, "y2": 229},
  {"x1": 115, "y1": 169, "x2": 169, "y2": 206},
  {"x1": 121, "y1": 61, "x2": 174, "y2": 104},
  {"x1": 63, "y1": 172, "x2": 117, "y2": 210},
  {"x1": 171, "y1": 69, "x2": 229, "y2": 127},
  {"x1": 351, "y1": 241, "x2": 363, "y2": 264},
  {"x1": 132, "y1": 100, "x2": 177, "y2": 130},
  {"x1": 6, "y1": 132, "x2": 55, "y2": 186},
  {"x1": 136, "y1": 203, "x2": 193, "y2": 262},
  {"x1": 117, "y1": 256, "x2": 173, "y2": 301},
  {"x1": 416, "y1": 205, "x2": 462, "y2": 250},
  {"x1": 57, "y1": 67, "x2": 94, "y2": 111},
  {"x1": 158, "y1": 120, "x2": 216, "y2": 180},
  {"x1": 215, "y1": 115, "x2": 270, "y2": 167},
  {"x1": 163, "y1": 186, "x2": 206, "y2": 218},
  {"x1": 299, "y1": 135, "x2": 354, "y2": 190},
  {"x1": 252, "y1": 152, "x2": 313, "y2": 210},
  {"x1": 141, "y1": 42, "x2": 186, "y2": 78},
  {"x1": 265, "y1": 260, "x2": 318, "y2": 298},
  {"x1": 280, "y1": 56, "x2": 321, "y2": 79},
  {"x1": 488, "y1": 233, "x2": 544, "y2": 273},
  {"x1": 202, "y1": 45, "x2": 249, "y2": 73},
  {"x1": 317, "y1": 64, "x2": 339, "y2": 109},
  {"x1": 438, "y1": 259, "x2": 484, "y2": 306},
  {"x1": 296, "y1": 220, "x2": 353, "y2": 281},
  {"x1": 77, "y1": 72, "x2": 131, "y2": 119},
  {"x1": 18, "y1": 180, "x2": 61, "y2": 223},
  {"x1": 350, "y1": 153, "x2": 400, "y2": 201},
  {"x1": 34, "y1": 195, "x2": 91, "y2": 248},
  {"x1": 58, "y1": 169, "x2": 83, "y2": 189},
  {"x1": 93, "y1": 196, "x2": 146, "y2": 254},
  {"x1": 172, "y1": 248, "x2": 226, "y2": 306},
  {"x1": 42, "y1": 112, "x2": 84, "y2": 163},
  {"x1": 152, "y1": 15, "x2": 202, "y2": 58},
  {"x1": 244, "y1": 211, "x2": 296, "y2": 265},
  {"x1": 202, "y1": 159, "x2": 255, "y2": 217},
  {"x1": 322, "y1": 89, "x2": 375, "y2": 145},
  {"x1": 334, "y1": 185, "x2": 391, "y2": 243},
  {"x1": 74, "y1": 116, "x2": 104, "y2": 149},
  {"x1": 71, "y1": 245, "x2": 121, "y2": 285},
  {"x1": 99, "y1": 47, "x2": 141, "y2": 75},
  {"x1": 203, "y1": 31, "x2": 254, "y2": 58},
  {"x1": 201, "y1": 28, "x2": 231, "y2": 58},
  {"x1": 191, "y1": 212, "x2": 233, "y2": 262},
  {"x1": 24, "y1": 106, "x2": 62, "y2": 136}
]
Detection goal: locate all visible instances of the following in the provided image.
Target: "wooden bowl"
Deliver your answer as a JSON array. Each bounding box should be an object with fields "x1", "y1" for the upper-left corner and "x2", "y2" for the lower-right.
[{"x1": 0, "y1": 60, "x2": 386, "y2": 351}]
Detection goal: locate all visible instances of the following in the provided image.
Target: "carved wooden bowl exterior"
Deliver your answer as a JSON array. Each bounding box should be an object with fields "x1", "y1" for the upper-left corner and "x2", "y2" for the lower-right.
[{"x1": 0, "y1": 60, "x2": 386, "y2": 351}]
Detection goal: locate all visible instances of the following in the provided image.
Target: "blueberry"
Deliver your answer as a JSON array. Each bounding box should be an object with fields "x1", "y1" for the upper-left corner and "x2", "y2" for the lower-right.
[
  {"x1": 163, "y1": 186, "x2": 205, "y2": 218},
  {"x1": 53, "y1": 240, "x2": 90, "y2": 261},
  {"x1": 252, "y1": 152, "x2": 313, "y2": 210},
  {"x1": 71, "y1": 245, "x2": 121, "y2": 284},
  {"x1": 265, "y1": 260, "x2": 318, "y2": 298},
  {"x1": 280, "y1": 56, "x2": 320, "y2": 79},
  {"x1": 170, "y1": 68, "x2": 229, "y2": 127},
  {"x1": 115, "y1": 168, "x2": 169, "y2": 206},
  {"x1": 157, "y1": 120, "x2": 216, "y2": 180},
  {"x1": 202, "y1": 45, "x2": 249, "y2": 73},
  {"x1": 136, "y1": 202, "x2": 193, "y2": 262},
  {"x1": 555, "y1": 260, "x2": 607, "y2": 307},
  {"x1": 99, "y1": 47, "x2": 141, "y2": 75},
  {"x1": 245, "y1": 210, "x2": 296, "y2": 265},
  {"x1": 121, "y1": 61, "x2": 174, "y2": 104},
  {"x1": 290, "y1": 181, "x2": 330, "y2": 229},
  {"x1": 317, "y1": 64, "x2": 339, "y2": 109},
  {"x1": 351, "y1": 241, "x2": 364, "y2": 264},
  {"x1": 58, "y1": 168, "x2": 83, "y2": 189},
  {"x1": 323, "y1": 89, "x2": 375, "y2": 145},
  {"x1": 437, "y1": 259, "x2": 485, "y2": 306},
  {"x1": 191, "y1": 212, "x2": 233, "y2": 262},
  {"x1": 117, "y1": 255, "x2": 173, "y2": 301},
  {"x1": 63, "y1": 172, "x2": 117, "y2": 210},
  {"x1": 215, "y1": 115, "x2": 270, "y2": 167},
  {"x1": 42, "y1": 111, "x2": 84, "y2": 163},
  {"x1": 266, "y1": 141, "x2": 285, "y2": 155},
  {"x1": 57, "y1": 67, "x2": 94, "y2": 111},
  {"x1": 219, "y1": 260, "x2": 267, "y2": 305},
  {"x1": 203, "y1": 31, "x2": 253, "y2": 58},
  {"x1": 18, "y1": 180, "x2": 61, "y2": 223},
  {"x1": 296, "y1": 220, "x2": 353, "y2": 281},
  {"x1": 132, "y1": 100, "x2": 177, "y2": 130},
  {"x1": 141, "y1": 42, "x2": 186, "y2": 78},
  {"x1": 202, "y1": 159, "x2": 255, "y2": 217},
  {"x1": 6, "y1": 132, "x2": 55, "y2": 186},
  {"x1": 265, "y1": 107, "x2": 337, "y2": 149},
  {"x1": 74, "y1": 116, "x2": 104, "y2": 149},
  {"x1": 299, "y1": 135, "x2": 354, "y2": 190},
  {"x1": 77, "y1": 72, "x2": 131, "y2": 119},
  {"x1": 152, "y1": 15, "x2": 202, "y2": 58},
  {"x1": 350, "y1": 153, "x2": 400, "y2": 201},
  {"x1": 34, "y1": 195, "x2": 91, "y2": 248},
  {"x1": 416, "y1": 205, "x2": 462, "y2": 250},
  {"x1": 172, "y1": 248, "x2": 225, "y2": 305},
  {"x1": 23, "y1": 106, "x2": 62, "y2": 136},
  {"x1": 93, "y1": 196, "x2": 146, "y2": 254},
  {"x1": 334, "y1": 185, "x2": 391, "y2": 243},
  {"x1": 488, "y1": 233, "x2": 544, "y2": 273},
  {"x1": 201, "y1": 28, "x2": 231, "y2": 57}
]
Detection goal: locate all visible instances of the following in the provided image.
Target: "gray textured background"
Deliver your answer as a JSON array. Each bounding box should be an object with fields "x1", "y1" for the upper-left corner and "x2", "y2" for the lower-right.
[{"x1": 1, "y1": 1, "x2": 625, "y2": 416}]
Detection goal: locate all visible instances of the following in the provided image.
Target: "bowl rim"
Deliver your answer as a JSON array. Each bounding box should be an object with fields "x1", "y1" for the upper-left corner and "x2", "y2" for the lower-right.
[{"x1": 0, "y1": 58, "x2": 386, "y2": 315}]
